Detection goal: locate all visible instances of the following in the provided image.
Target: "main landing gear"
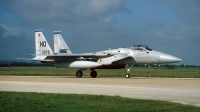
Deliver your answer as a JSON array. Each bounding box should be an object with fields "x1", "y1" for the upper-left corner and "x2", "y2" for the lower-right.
[
  {"x1": 76, "y1": 70, "x2": 83, "y2": 78},
  {"x1": 125, "y1": 64, "x2": 133, "y2": 78},
  {"x1": 90, "y1": 69, "x2": 97, "y2": 78},
  {"x1": 76, "y1": 69, "x2": 97, "y2": 78}
]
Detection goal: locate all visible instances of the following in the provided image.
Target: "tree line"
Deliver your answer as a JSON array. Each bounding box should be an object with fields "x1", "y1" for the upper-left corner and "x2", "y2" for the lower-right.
[{"x1": 0, "y1": 62, "x2": 47, "y2": 67}]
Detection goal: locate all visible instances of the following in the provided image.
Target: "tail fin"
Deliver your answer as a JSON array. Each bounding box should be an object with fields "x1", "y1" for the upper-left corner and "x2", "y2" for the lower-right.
[
  {"x1": 35, "y1": 29, "x2": 53, "y2": 55},
  {"x1": 53, "y1": 31, "x2": 72, "y2": 54}
]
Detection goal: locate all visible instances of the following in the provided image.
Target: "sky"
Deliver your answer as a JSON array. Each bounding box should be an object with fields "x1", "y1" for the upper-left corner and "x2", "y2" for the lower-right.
[{"x1": 0, "y1": 0, "x2": 200, "y2": 65}]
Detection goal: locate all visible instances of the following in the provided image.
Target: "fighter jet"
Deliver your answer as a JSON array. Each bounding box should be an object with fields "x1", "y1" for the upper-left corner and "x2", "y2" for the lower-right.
[{"x1": 25, "y1": 29, "x2": 182, "y2": 78}]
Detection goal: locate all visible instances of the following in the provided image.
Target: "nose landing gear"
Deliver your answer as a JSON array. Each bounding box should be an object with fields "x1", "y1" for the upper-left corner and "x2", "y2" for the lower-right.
[{"x1": 125, "y1": 64, "x2": 133, "y2": 78}]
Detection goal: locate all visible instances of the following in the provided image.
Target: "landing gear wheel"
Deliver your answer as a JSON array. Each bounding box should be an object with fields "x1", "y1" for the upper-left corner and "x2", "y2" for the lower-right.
[
  {"x1": 90, "y1": 71, "x2": 97, "y2": 78},
  {"x1": 76, "y1": 70, "x2": 83, "y2": 78},
  {"x1": 125, "y1": 73, "x2": 130, "y2": 78}
]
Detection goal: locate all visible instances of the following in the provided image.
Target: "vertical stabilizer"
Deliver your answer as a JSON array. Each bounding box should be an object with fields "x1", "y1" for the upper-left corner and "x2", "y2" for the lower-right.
[
  {"x1": 35, "y1": 29, "x2": 53, "y2": 55},
  {"x1": 53, "y1": 31, "x2": 72, "y2": 54}
]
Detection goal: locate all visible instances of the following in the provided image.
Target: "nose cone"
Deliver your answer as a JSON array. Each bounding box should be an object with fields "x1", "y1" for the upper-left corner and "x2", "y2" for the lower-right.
[{"x1": 160, "y1": 54, "x2": 182, "y2": 63}]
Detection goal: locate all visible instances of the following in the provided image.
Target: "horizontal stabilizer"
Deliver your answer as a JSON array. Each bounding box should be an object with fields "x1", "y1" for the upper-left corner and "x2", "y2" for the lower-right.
[
  {"x1": 15, "y1": 58, "x2": 54, "y2": 62},
  {"x1": 29, "y1": 54, "x2": 36, "y2": 56},
  {"x1": 15, "y1": 58, "x2": 31, "y2": 60},
  {"x1": 30, "y1": 59, "x2": 55, "y2": 61}
]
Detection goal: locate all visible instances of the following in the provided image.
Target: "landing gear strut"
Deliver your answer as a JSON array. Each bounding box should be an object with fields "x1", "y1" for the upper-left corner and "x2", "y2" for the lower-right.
[
  {"x1": 125, "y1": 64, "x2": 133, "y2": 78},
  {"x1": 76, "y1": 70, "x2": 83, "y2": 78},
  {"x1": 90, "y1": 69, "x2": 97, "y2": 78}
]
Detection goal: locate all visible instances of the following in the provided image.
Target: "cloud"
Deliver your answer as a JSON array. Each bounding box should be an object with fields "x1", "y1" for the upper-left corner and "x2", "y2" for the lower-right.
[
  {"x1": 0, "y1": 0, "x2": 130, "y2": 40},
  {"x1": 145, "y1": 0, "x2": 200, "y2": 41},
  {"x1": 148, "y1": 23, "x2": 200, "y2": 42},
  {"x1": 0, "y1": 24, "x2": 24, "y2": 38},
  {"x1": 4, "y1": 0, "x2": 124, "y2": 26},
  {"x1": 0, "y1": 25, "x2": 6, "y2": 37},
  {"x1": 0, "y1": 0, "x2": 133, "y2": 51},
  {"x1": 74, "y1": 0, "x2": 123, "y2": 17}
]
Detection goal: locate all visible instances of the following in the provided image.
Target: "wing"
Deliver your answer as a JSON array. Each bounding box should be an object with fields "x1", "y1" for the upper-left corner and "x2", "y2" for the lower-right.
[
  {"x1": 28, "y1": 53, "x2": 112, "y2": 62},
  {"x1": 23, "y1": 52, "x2": 131, "y2": 66},
  {"x1": 97, "y1": 54, "x2": 131, "y2": 65}
]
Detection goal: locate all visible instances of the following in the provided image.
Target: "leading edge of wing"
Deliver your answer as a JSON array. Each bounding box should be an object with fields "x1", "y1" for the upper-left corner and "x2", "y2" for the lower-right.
[{"x1": 40, "y1": 53, "x2": 111, "y2": 57}]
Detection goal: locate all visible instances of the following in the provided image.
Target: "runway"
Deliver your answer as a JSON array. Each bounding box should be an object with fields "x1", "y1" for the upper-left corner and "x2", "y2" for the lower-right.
[{"x1": 0, "y1": 76, "x2": 200, "y2": 107}]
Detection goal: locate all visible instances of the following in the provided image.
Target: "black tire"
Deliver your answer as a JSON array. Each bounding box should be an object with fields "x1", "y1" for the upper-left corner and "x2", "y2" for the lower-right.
[
  {"x1": 76, "y1": 70, "x2": 83, "y2": 78},
  {"x1": 125, "y1": 73, "x2": 130, "y2": 78},
  {"x1": 90, "y1": 71, "x2": 97, "y2": 78}
]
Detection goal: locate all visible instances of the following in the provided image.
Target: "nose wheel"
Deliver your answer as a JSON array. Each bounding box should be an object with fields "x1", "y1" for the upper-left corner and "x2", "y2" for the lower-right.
[{"x1": 125, "y1": 73, "x2": 130, "y2": 78}]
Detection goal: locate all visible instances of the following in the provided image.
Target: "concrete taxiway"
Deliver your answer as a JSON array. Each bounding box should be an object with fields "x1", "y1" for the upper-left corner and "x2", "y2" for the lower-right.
[{"x1": 0, "y1": 76, "x2": 200, "y2": 107}]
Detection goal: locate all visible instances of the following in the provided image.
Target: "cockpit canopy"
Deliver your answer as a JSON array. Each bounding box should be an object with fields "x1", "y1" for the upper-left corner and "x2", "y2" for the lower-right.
[
  {"x1": 122, "y1": 45, "x2": 153, "y2": 51},
  {"x1": 135, "y1": 45, "x2": 152, "y2": 51}
]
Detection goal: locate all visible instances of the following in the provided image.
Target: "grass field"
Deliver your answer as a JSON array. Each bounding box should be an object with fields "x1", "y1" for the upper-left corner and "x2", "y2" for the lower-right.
[
  {"x1": 1, "y1": 67, "x2": 200, "y2": 111},
  {"x1": 0, "y1": 66, "x2": 199, "y2": 78},
  {"x1": 1, "y1": 91, "x2": 200, "y2": 112}
]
